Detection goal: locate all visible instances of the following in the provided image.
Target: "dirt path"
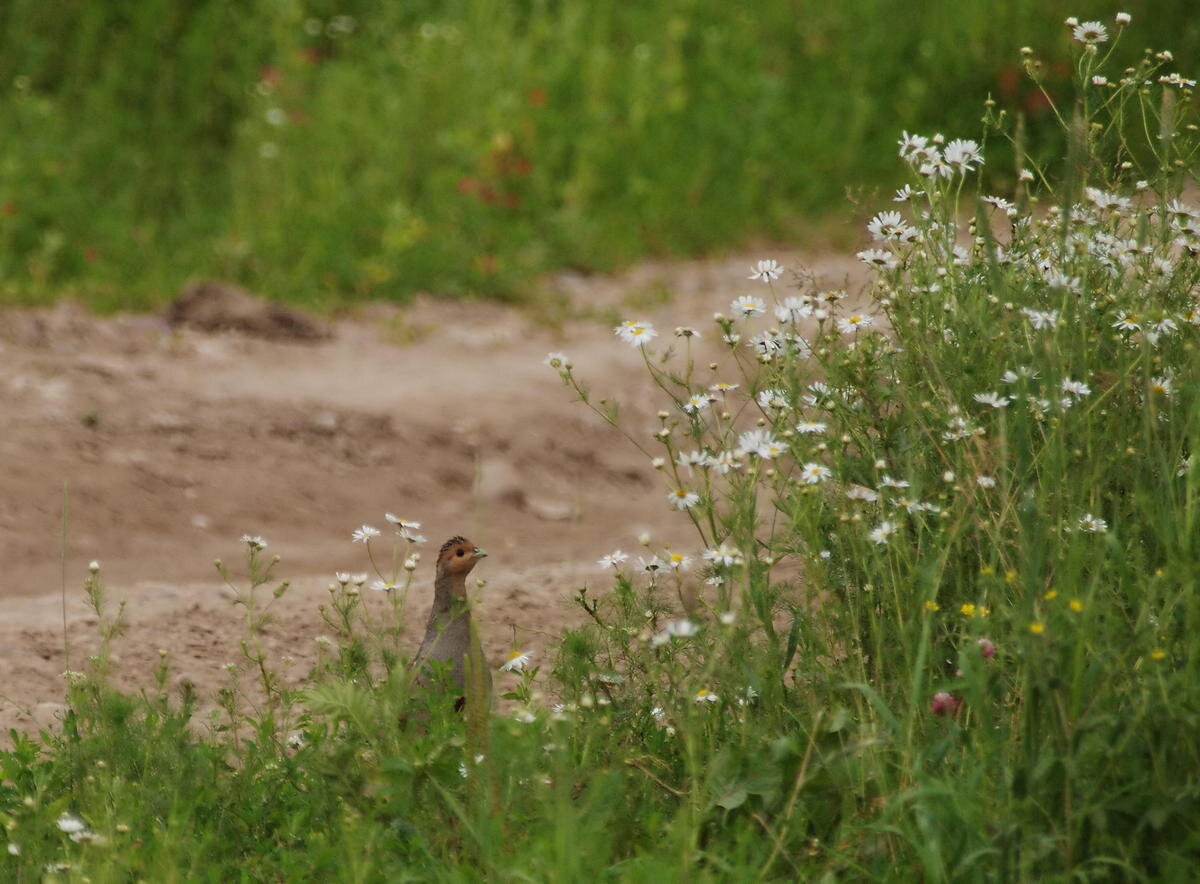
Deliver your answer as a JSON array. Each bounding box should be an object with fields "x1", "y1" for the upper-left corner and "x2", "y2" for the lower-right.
[{"x1": 0, "y1": 248, "x2": 863, "y2": 734}]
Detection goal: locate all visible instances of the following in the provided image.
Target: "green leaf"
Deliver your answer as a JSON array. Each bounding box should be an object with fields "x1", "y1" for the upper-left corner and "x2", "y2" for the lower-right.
[{"x1": 715, "y1": 785, "x2": 748, "y2": 810}]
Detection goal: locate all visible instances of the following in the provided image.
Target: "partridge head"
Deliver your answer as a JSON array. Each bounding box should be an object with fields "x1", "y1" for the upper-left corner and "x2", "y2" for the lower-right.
[{"x1": 435, "y1": 535, "x2": 487, "y2": 584}]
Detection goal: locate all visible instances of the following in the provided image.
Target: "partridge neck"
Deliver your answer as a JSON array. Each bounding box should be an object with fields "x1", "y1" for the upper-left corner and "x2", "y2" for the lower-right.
[{"x1": 432, "y1": 569, "x2": 469, "y2": 615}]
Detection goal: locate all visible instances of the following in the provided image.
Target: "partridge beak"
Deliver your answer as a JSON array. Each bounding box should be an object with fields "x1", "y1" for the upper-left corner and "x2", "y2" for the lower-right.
[{"x1": 472, "y1": 547, "x2": 488, "y2": 559}]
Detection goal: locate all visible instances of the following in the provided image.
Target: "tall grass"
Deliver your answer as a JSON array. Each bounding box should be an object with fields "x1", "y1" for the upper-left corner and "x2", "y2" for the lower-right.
[
  {"x1": 3, "y1": 15, "x2": 1200, "y2": 881},
  {"x1": 1, "y1": 1, "x2": 1198, "y2": 309}
]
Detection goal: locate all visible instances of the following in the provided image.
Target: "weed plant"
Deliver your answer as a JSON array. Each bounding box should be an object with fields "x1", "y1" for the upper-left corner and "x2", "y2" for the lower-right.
[{"x1": 3, "y1": 15, "x2": 1200, "y2": 881}]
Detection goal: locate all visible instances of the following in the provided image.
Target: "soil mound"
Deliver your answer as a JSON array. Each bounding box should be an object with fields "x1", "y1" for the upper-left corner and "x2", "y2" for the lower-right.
[{"x1": 167, "y1": 281, "x2": 330, "y2": 341}]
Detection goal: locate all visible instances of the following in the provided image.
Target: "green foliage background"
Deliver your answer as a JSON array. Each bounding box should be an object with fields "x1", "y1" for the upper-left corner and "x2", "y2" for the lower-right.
[{"x1": 0, "y1": 0, "x2": 1196, "y2": 310}]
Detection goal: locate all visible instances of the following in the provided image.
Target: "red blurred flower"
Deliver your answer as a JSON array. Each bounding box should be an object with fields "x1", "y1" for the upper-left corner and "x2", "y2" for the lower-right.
[
  {"x1": 930, "y1": 691, "x2": 961, "y2": 717},
  {"x1": 977, "y1": 637, "x2": 996, "y2": 659}
]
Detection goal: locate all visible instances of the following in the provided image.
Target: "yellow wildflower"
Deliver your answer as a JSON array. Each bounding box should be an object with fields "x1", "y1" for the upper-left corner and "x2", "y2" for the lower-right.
[
  {"x1": 924, "y1": 601, "x2": 940, "y2": 612},
  {"x1": 1004, "y1": 570, "x2": 1018, "y2": 585},
  {"x1": 960, "y1": 603, "x2": 976, "y2": 617},
  {"x1": 1029, "y1": 622, "x2": 1046, "y2": 635},
  {"x1": 1068, "y1": 599, "x2": 1083, "y2": 613},
  {"x1": 1044, "y1": 589, "x2": 1058, "y2": 600},
  {"x1": 979, "y1": 565, "x2": 994, "y2": 576},
  {"x1": 1150, "y1": 649, "x2": 1166, "y2": 661}
]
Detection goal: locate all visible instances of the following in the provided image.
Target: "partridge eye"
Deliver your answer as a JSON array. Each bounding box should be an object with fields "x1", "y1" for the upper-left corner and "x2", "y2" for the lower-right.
[{"x1": 456, "y1": 549, "x2": 464, "y2": 557}]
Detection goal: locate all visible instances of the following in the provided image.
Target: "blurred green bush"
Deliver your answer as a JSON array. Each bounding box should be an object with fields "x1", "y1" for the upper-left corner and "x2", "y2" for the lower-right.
[{"x1": 0, "y1": 0, "x2": 1195, "y2": 309}]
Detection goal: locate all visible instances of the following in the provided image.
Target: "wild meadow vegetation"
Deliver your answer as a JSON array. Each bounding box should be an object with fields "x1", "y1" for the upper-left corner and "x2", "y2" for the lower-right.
[
  {"x1": 4, "y1": 12, "x2": 1200, "y2": 882},
  {"x1": 1, "y1": 1, "x2": 1199, "y2": 310}
]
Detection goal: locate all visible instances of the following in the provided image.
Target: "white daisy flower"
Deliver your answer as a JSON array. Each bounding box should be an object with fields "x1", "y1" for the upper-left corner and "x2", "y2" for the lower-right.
[
  {"x1": 666, "y1": 619, "x2": 699, "y2": 637},
  {"x1": 846, "y1": 485, "x2": 880, "y2": 502},
  {"x1": 666, "y1": 552, "x2": 692, "y2": 570},
  {"x1": 748, "y1": 259, "x2": 784, "y2": 282},
  {"x1": 1022, "y1": 308, "x2": 1060, "y2": 330},
  {"x1": 730, "y1": 295, "x2": 766, "y2": 318},
  {"x1": 1061, "y1": 378, "x2": 1091, "y2": 397},
  {"x1": 500, "y1": 649, "x2": 533, "y2": 672},
  {"x1": 1153, "y1": 317, "x2": 1178, "y2": 336},
  {"x1": 1072, "y1": 21, "x2": 1108, "y2": 44},
  {"x1": 760, "y1": 439, "x2": 789, "y2": 459},
  {"x1": 676, "y1": 450, "x2": 709, "y2": 474},
  {"x1": 867, "y1": 211, "x2": 911, "y2": 241},
  {"x1": 982, "y1": 195, "x2": 1017, "y2": 217},
  {"x1": 973, "y1": 392, "x2": 1011, "y2": 409},
  {"x1": 836, "y1": 313, "x2": 874, "y2": 334},
  {"x1": 868, "y1": 520, "x2": 898, "y2": 545},
  {"x1": 857, "y1": 248, "x2": 899, "y2": 270},
  {"x1": 702, "y1": 543, "x2": 744, "y2": 567},
  {"x1": 943, "y1": 138, "x2": 984, "y2": 172},
  {"x1": 241, "y1": 534, "x2": 268, "y2": 551},
  {"x1": 897, "y1": 131, "x2": 929, "y2": 161},
  {"x1": 708, "y1": 450, "x2": 741, "y2": 474},
  {"x1": 639, "y1": 555, "x2": 664, "y2": 573},
  {"x1": 384, "y1": 515, "x2": 421, "y2": 530},
  {"x1": 56, "y1": 815, "x2": 88, "y2": 835},
  {"x1": 976, "y1": 475, "x2": 997, "y2": 488},
  {"x1": 598, "y1": 550, "x2": 629, "y2": 569},
  {"x1": 774, "y1": 296, "x2": 813, "y2": 323},
  {"x1": 739, "y1": 429, "x2": 787, "y2": 460},
  {"x1": 667, "y1": 488, "x2": 701, "y2": 510},
  {"x1": 352, "y1": 526, "x2": 380, "y2": 543},
  {"x1": 756, "y1": 388, "x2": 790, "y2": 411},
  {"x1": 693, "y1": 688, "x2": 720, "y2": 703},
  {"x1": 1149, "y1": 376, "x2": 1173, "y2": 397},
  {"x1": 747, "y1": 331, "x2": 787, "y2": 359},
  {"x1": 1085, "y1": 187, "x2": 1129, "y2": 212},
  {"x1": 800, "y1": 462, "x2": 832, "y2": 484},
  {"x1": 682, "y1": 393, "x2": 710, "y2": 415},
  {"x1": 544, "y1": 352, "x2": 569, "y2": 369},
  {"x1": 1079, "y1": 514, "x2": 1108, "y2": 533},
  {"x1": 614, "y1": 319, "x2": 658, "y2": 347},
  {"x1": 795, "y1": 420, "x2": 827, "y2": 434}
]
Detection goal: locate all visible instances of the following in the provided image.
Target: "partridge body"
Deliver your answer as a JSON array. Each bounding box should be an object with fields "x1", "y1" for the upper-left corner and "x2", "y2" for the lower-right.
[{"x1": 415, "y1": 536, "x2": 491, "y2": 703}]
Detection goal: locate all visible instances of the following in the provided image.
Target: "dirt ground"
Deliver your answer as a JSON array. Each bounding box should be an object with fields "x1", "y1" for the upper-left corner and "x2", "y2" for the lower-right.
[{"x1": 0, "y1": 248, "x2": 863, "y2": 735}]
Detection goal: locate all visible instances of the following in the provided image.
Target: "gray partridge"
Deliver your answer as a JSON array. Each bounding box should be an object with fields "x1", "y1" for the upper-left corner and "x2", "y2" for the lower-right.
[{"x1": 414, "y1": 536, "x2": 491, "y2": 707}]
